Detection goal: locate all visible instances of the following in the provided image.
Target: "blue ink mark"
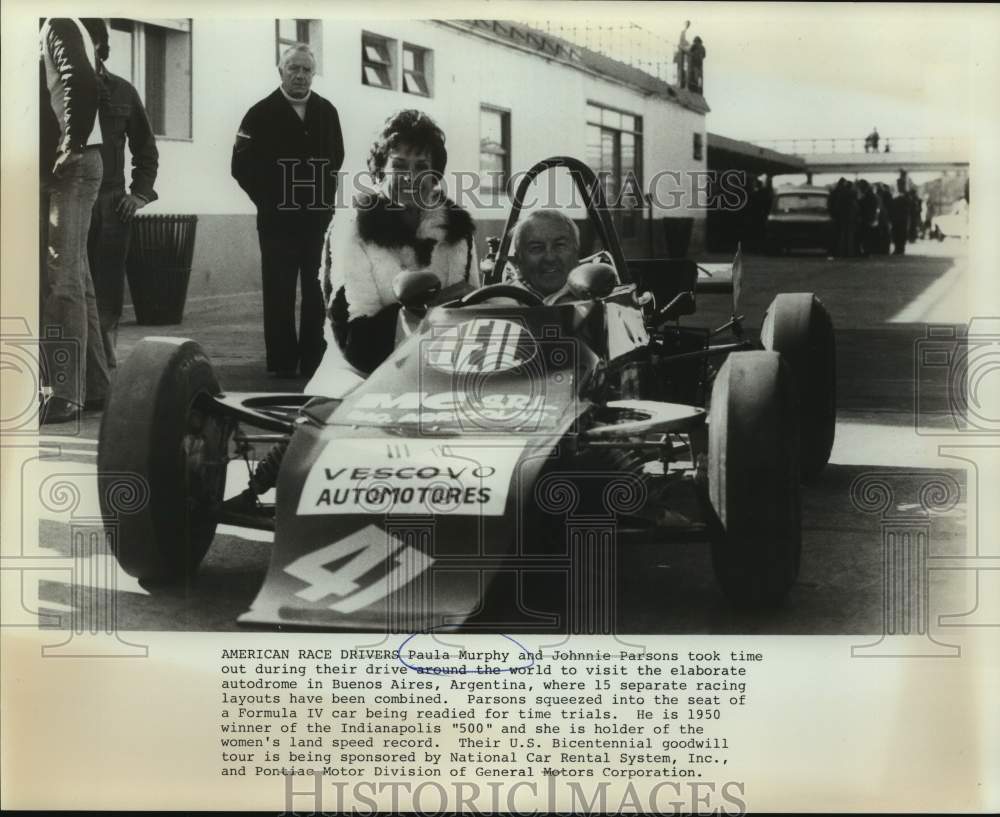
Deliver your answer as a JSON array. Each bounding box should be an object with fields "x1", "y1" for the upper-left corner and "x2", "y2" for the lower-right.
[{"x1": 396, "y1": 627, "x2": 537, "y2": 675}]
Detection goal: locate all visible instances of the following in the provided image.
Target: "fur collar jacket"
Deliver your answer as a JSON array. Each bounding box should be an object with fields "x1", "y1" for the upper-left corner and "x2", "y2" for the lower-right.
[{"x1": 322, "y1": 191, "x2": 479, "y2": 325}]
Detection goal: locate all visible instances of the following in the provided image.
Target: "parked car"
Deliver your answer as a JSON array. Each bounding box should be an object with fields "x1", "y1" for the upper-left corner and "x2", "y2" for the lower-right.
[{"x1": 766, "y1": 186, "x2": 834, "y2": 254}]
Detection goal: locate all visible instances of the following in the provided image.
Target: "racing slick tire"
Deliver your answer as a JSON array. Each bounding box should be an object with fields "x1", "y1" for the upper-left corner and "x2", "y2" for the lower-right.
[
  {"x1": 761, "y1": 292, "x2": 836, "y2": 480},
  {"x1": 98, "y1": 338, "x2": 229, "y2": 583},
  {"x1": 707, "y1": 351, "x2": 801, "y2": 608}
]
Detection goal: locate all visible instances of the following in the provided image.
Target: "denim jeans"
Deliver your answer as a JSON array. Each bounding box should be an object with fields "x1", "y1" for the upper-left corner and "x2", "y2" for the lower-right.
[
  {"x1": 87, "y1": 187, "x2": 133, "y2": 369},
  {"x1": 41, "y1": 148, "x2": 110, "y2": 405}
]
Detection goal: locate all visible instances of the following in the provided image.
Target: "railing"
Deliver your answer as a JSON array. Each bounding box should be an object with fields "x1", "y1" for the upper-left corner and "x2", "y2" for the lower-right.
[
  {"x1": 755, "y1": 136, "x2": 967, "y2": 156},
  {"x1": 521, "y1": 19, "x2": 682, "y2": 85}
]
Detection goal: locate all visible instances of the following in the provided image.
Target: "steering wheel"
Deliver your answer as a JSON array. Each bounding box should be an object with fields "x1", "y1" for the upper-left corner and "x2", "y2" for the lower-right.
[{"x1": 459, "y1": 284, "x2": 545, "y2": 307}]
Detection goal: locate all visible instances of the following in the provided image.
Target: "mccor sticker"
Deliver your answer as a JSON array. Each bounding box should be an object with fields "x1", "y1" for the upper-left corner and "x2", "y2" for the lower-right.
[{"x1": 425, "y1": 318, "x2": 537, "y2": 374}]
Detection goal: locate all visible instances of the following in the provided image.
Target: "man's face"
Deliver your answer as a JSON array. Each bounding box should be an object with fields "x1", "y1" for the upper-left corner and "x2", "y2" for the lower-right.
[
  {"x1": 279, "y1": 52, "x2": 315, "y2": 99},
  {"x1": 516, "y1": 217, "x2": 579, "y2": 295}
]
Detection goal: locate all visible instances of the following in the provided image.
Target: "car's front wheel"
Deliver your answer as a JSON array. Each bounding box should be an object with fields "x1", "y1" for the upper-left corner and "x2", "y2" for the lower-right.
[
  {"x1": 707, "y1": 351, "x2": 801, "y2": 608},
  {"x1": 761, "y1": 293, "x2": 836, "y2": 480},
  {"x1": 98, "y1": 338, "x2": 231, "y2": 583}
]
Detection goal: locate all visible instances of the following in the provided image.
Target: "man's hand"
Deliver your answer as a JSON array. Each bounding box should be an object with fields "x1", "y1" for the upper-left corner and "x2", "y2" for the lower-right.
[
  {"x1": 51, "y1": 149, "x2": 83, "y2": 179},
  {"x1": 116, "y1": 193, "x2": 147, "y2": 223}
]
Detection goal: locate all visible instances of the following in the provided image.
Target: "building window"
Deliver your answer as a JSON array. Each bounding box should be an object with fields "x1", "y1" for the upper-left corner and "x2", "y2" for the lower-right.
[
  {"x1": 693, "y1": 132, "x2": 703, "y2": 161},
  {"x1": 106, "y1": 19, "x2": 192, "y2": 140},
  {"x1": 275, "y1": 19, "x2": 322, "y2": 71},
  {"x1": 479, "y1": 106, "x2": 511, "y2": 194},
  {"x1": 586, "y1": 102, "x2": 643, "y2": 238},
  {"x1": 362, "y1": 32, "x2": 395, "y2": 90},
  {"x1": 402, "y1": 43, "x2": 432, "y2": 97}
]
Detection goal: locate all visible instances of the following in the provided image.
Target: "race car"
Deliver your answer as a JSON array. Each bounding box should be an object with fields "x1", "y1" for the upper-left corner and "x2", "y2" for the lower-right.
[{"x1": 98, "y1": 156, "x2": 836, "y2": 632}]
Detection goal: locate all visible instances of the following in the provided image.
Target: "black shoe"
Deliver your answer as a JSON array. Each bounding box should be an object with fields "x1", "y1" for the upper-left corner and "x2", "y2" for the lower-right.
[{"x1": 39, "y1": 397, "x2": 81, "y2": 425}]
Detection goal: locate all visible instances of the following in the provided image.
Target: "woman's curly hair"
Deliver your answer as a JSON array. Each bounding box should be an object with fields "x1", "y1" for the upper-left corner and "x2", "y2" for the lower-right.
[{"x1": 367, "y1": 109, "x2": 448, "y2": 182}]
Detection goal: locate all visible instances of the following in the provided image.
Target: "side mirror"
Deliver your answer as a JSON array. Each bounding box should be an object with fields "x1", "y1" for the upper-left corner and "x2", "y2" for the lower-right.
[
  {"x1": 393, "y1": 270, "x2": 441, "y2": 314},
  {"x1": 567, "y1": 262, "x2": 618, "y2": 300}
]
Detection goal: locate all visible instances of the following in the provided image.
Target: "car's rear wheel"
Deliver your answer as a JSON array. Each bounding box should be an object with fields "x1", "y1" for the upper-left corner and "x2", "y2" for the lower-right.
[
  {"x1": 98, "y1": 338, "x2": 231, "y2": 582},
  {"x1": 707, "y1": 351, "x2": 801, "y2": 608},
  {"x1": 761, "y1": 292, "x2": 836, "y2": 480}
]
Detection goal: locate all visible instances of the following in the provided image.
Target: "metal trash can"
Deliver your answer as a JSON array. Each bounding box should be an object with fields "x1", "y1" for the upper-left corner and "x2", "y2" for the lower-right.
[{"x1": 125, "y1": 214, "x2": 198, "y2": 325}]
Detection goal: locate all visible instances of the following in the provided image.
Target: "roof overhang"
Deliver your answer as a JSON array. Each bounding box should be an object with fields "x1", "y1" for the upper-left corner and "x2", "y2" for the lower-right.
[{"x1": 707, "y1": 132, "x2": 807, "y2": 176}]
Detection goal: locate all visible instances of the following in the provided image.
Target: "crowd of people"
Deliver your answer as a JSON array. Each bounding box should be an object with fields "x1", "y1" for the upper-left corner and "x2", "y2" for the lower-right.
[
  {"x1": 828, "y1": 173, "x2": 925, "y2": 257},
  {"x1": 734, "y1": 170, "x2": 931, "y2": 258}
]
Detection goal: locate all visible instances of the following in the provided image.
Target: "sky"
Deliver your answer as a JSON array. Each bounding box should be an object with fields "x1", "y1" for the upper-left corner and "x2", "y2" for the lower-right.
[
  {"x1": 674, "y1": 5, "x2": 977, "y2": 143},
  {"x1": 524, "y1": 2, "x2": 983, "y2": 145}
]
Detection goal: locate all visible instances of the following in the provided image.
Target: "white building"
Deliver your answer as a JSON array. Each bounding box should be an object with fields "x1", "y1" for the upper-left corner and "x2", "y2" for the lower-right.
[{"x1": 106, "y1": 18, "x2": 709, "y2": 297}]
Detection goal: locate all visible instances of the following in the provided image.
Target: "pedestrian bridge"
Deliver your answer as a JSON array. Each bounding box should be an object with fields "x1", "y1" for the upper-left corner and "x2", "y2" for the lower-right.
[{"x1": 756, "y1": 136, "x2": 969, "y2": 175}]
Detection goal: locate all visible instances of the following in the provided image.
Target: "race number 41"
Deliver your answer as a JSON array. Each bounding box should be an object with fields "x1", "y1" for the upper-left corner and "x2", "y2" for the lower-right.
[{"x1": 284, "y1": 528, "x2": 433, "y2": 613}]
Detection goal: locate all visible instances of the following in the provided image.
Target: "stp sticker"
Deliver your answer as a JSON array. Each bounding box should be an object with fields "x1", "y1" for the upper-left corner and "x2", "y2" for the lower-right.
[
  {"x1": 296, "y1": 437, "x2": 527, "y2": 516},
  {"x1": 425, "y1": 318, "x2": 537, "y2": 374}
]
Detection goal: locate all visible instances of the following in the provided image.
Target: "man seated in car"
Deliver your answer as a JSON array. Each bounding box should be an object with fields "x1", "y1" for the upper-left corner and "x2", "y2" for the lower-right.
[{"x1": 507, "y1": 209, "x2": 580, "y2": 304}]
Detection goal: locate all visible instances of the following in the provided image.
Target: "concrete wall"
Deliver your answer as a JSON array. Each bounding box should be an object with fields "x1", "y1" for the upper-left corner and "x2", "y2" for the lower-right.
[{"x1": 133, "y1": 19, "x2": 707, "y2": 300}]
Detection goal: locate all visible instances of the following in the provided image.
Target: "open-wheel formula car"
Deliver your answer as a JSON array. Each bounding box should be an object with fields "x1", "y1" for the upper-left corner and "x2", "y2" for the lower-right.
[{"x1": 98, "y1": 156, "x2": 836, "y2": 631}]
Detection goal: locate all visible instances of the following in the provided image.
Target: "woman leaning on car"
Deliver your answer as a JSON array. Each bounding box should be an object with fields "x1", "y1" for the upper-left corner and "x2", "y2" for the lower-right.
[{"x1": 307, "y1": 109, "x2": 480, "y2": 393}]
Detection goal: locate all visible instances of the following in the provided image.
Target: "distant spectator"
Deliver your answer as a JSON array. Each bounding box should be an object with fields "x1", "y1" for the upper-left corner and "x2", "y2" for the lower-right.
[
  {"x1": 875, "y1": 183, "x2": 893, "y2": 254},
  {"x1": 675, "y1": 20, "x2": 691, "y2": 87},
  {"x1": 890, "y1": 178, "x2": 910, "y2": 255},
  {"x1": 688, "y1": 36, "x2": 706, "y2": 93},
  {"x1": 864, "y1": 127, "x2": 880, "y2": 153},
  {"x1": 843, "y1": 181, "x2": 859, "y2": 258},
  {"x1": 884, "y1": 140, "x2": 891, "y2": 153},
  {"x1": 857, "y1": 179, "x2": 879, "y2": 255},
  {"x1": 907, "y1": 189, "x2": 920, "y2": 242}
]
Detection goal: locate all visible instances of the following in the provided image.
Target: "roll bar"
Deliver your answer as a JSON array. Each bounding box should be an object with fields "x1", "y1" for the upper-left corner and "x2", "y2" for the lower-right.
[{"x1": 488, "y1": 156, "x2": 630, "y2": 286}]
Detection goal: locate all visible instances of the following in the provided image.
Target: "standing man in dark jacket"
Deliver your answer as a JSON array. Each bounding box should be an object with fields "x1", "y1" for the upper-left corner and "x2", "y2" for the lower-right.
[
  {"x1": 232, "y1": 43, "x2": 344, "y2": 379},
  {"x1": 82, "y1": 19, "x2": 158, "y2": 370},
  {"x1": 856, "y1": 180, "x2": 879, "y2": 257}
]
